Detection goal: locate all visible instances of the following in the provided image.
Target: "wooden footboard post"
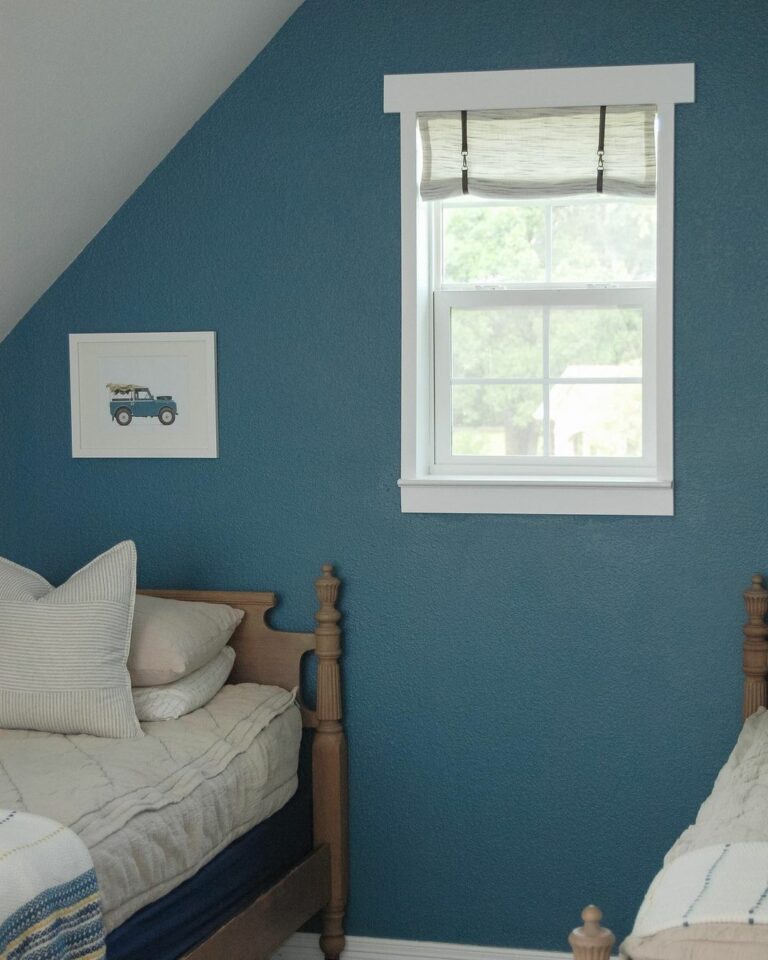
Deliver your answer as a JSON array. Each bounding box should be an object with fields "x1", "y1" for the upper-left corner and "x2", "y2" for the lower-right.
[
  {"x1": 569, "y1": 906, "x2": 615, "y2": 960},
  {"x1": 313, "y1": 564, "x2": 348, "y2": 960},
  {"x1": 743, "y1": 574, "x2": 768, "y2": 721}
]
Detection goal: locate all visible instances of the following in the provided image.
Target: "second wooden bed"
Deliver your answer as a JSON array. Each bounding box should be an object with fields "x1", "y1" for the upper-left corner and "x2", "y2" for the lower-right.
[{"x1": 568, "y1": 574, "x2": 768, "y2": 960}]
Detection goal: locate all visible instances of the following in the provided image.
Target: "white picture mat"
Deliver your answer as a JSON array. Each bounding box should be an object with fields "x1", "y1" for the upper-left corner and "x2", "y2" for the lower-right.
[{"x1": 69, "y1": 332, "x2": 218, "y2": 458}]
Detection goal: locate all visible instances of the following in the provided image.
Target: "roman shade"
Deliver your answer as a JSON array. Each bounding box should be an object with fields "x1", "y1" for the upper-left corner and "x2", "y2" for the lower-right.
[{"x1": 418, "y1": 104, "x2": 656, "y2": 201}]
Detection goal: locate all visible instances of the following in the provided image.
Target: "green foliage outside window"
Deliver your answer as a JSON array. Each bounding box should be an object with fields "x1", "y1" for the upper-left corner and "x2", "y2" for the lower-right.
[{"x1": 443, "y1": 200, "x2": 653, "y2": 457}]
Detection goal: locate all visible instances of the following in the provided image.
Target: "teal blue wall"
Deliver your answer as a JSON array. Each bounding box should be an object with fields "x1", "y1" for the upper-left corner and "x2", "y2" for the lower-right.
[{"x1": 2, "y1": 0, "x2": 768, "y2": 950}]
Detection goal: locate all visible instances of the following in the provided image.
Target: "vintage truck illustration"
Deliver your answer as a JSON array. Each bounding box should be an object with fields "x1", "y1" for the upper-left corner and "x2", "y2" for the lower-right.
[{"x1": 107, "y1": 383, "x2": 178, "y2": 426}]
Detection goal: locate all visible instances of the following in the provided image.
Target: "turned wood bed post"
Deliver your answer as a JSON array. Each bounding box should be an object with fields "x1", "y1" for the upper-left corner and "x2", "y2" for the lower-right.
[
  {"x1": 313, "y1": 564, "x2": 348, "y2": 960},
  {"x1": 743, "y1": 573, "x2": 768, "y2": 721},
  {"x1": 569, "y1": 906, "x2": 615, "y2": 960}
]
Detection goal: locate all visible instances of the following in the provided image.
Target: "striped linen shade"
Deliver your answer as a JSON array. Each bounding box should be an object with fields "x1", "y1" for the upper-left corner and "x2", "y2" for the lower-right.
[{"x1": 418, "y1": 104, "x2": 657, "y2": 200}]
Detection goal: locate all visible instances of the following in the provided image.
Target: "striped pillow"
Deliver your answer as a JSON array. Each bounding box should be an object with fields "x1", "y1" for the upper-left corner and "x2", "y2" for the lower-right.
[{"x1": 0, "y1": 540, "x2": 141, "y2": 738}]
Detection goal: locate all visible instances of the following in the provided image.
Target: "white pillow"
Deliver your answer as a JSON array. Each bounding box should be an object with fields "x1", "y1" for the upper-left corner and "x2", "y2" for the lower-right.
[
  {"x1": 128, "y1": 594, "x2": 244, "y2": 686},
  {"x1": 0, "y1": 540, "x2": 141, "y2": 738},
  {"x1": 132, "y1": 646, "x2": 235, "y2": 721}
]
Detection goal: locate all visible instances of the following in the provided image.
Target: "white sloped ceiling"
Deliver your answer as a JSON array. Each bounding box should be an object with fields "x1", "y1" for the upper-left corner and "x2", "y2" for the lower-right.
[{"x1": 0, "y1": 0, "x2": 303, "y2": 341}]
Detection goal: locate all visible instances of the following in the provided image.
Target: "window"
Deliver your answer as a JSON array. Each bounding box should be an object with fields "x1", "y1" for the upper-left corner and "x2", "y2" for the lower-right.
[{"x1": 384, "y1": 64, "x2": 695, "y2": 515}]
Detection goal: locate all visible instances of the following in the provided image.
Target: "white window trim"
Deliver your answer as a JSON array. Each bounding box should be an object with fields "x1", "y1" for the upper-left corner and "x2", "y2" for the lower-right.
[{"x1": 384, "y1": 63, "x2": 695, "y2": 516}]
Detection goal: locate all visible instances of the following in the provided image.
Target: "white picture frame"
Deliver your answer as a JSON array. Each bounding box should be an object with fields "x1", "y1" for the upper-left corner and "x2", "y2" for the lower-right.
[{"x1": 69, "y1": 332, "x2": 218, "y2": 458}]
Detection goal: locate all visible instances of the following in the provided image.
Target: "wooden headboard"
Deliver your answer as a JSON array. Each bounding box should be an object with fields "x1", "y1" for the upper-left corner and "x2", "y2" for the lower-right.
[
  {"x1": 743, "y1": 574, "x2": 768, "y2": 720},
  {"x1": 139, "y1": 563, "x2": 342, "y2": 729},
  {"x1": 143, "y1": 564, "x2": 348, "y2": 959}
]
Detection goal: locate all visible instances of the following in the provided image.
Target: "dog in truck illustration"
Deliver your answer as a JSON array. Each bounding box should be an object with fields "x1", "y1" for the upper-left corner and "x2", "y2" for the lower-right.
[{"x1": 107, "y1": 383, "x2": 178, "y2": 426}]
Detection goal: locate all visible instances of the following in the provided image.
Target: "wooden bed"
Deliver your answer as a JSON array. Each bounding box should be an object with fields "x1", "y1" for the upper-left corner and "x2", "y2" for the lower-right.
[
  {"x1": 139, "y1": 563, "x2": 348, "y2": 960},
  {"x1": 567, "y1": 574, "x2": 768, "y2": 960}
]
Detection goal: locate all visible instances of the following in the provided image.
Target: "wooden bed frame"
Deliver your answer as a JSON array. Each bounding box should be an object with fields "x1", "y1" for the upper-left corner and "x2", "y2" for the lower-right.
[
  {"x1": 567, "y1": 573, "x2": 768, "y2": 959},
  {"x1": 139, "y1": 563, "x2": 348, "y2": 960}
]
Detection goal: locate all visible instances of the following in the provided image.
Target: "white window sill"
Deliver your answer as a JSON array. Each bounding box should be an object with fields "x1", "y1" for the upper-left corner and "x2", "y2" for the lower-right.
[{"x1": 398, "y1": 477, "x2": 673, "y2": 515}]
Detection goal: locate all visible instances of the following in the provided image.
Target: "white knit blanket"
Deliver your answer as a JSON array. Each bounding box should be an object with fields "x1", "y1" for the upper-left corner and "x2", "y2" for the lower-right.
[
  {"x1": 633, "y1": 841, "x2": 768, "y2": 937},
  {"x1": 0, "y1": 808, "x2": 105, "y2": 958}
]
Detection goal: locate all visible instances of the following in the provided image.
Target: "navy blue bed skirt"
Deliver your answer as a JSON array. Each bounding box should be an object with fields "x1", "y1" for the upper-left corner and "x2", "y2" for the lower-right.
[{"x1": 106, "y1": 740, "x2": 313, "y2": 960}]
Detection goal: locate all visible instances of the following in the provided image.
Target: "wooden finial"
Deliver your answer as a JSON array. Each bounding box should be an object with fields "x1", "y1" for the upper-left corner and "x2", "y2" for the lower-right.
[
  {"x1": 316, "y1": 564, "x2": 340, "y2": 611},
  {"x1": 568, "y1": 905, "x2": 615, "y2": 960},
  {"x1": 743, "y1": 573, "x2": 768, "y2": 721}
]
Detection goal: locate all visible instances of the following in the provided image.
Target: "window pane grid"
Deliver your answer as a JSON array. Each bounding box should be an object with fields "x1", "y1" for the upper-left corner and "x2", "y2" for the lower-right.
[
  {"x1": 443, "y1": 299, "x2": 647, "y2": 461},
  {"x1": 433, "y1": 198, "x2": 656, "y2": 470}
]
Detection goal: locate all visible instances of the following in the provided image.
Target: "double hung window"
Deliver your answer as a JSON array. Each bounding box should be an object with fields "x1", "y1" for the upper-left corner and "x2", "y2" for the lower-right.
[
  {"x1": 434, "y1": 194, "x2": 654, "y2": 470},
  {"x1": 384, "y1": 65, "x2": 695, "y2": 514}
]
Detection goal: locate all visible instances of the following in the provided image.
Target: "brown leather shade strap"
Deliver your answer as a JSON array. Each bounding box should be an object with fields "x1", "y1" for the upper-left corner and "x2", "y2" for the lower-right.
[
  {"x1": 596, "y1": 105, "x2": 606, "y2": 193},
  {"x1": 461, "y1": 110, "x2": 469, "y2": 194}
]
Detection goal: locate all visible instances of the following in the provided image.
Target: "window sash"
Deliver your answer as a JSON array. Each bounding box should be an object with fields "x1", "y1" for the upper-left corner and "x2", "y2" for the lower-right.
[
  {"x1": 434, "y1": 195, "x2": 657, "y2": 290},
  {"x1": 432, "y1": 286, "x2": 657, "y2": 476}
]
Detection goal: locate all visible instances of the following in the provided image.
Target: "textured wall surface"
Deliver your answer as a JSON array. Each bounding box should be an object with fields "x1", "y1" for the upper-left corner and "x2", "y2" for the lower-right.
[{"x1": 2, "y1": 0, "x2": 768, "y2": 950}]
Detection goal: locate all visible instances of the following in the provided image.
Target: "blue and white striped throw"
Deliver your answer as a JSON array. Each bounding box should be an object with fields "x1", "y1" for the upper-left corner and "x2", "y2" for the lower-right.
[{"x1": 0, "y1": 809, "x2": 105, "y2": 959}]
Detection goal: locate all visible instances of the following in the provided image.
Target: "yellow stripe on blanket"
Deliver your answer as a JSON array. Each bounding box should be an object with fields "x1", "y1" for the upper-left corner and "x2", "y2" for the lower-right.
[
  {"x1": 0, "y1": 893, "x2": 103, "y2": 960},
  {"x1": 1, "y1": 892, "x2": 103, "y2": 960},
  {"x1": 0, "y1": 825, "x2": 67, "y2": 862},
  {"x1": 0, "y1": 808, "x2": 106, "y2": 959}
]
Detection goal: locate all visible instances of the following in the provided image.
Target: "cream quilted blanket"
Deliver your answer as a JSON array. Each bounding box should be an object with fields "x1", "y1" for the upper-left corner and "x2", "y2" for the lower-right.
[{"x1": 0, "y1": 684, "x2": 301, "y2": 931}]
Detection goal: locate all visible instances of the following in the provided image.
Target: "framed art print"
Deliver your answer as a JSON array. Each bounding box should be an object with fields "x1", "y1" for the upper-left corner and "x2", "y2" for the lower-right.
[{"x1": 69, "y1": 332, "x2": 218, "y2": 458}]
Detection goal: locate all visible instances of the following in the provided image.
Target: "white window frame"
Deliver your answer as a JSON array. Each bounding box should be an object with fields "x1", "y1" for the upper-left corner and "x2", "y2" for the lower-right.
[{"x1": 384, "y1": 63, "x2": 695, "y2": 515}]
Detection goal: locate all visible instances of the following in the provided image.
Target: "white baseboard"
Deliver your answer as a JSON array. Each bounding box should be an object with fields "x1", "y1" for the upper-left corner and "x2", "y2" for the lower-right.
[{"x1": 270, "y1": 932, "x2": 572, "y2": 960}]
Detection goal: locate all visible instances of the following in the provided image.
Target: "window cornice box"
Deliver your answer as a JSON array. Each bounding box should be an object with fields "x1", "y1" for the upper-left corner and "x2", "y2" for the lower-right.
[{"x1": 384, "y1": 63, "x2": 695, "y2": 515}]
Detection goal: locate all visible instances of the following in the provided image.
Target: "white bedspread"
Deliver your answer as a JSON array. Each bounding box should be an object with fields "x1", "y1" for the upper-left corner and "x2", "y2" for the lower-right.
[
  {"x1": 0, "y1": 683, "x2": 301, "y2": 931},
  {"x1": 665, "y1": 707, "x2": 768, "y2": 860},
  {"x1": 632, "y1": 841, "x2": 768, "y2": 937},
  {"x1": 622, "y1": 708, "x2": 768, "y2": 958}
]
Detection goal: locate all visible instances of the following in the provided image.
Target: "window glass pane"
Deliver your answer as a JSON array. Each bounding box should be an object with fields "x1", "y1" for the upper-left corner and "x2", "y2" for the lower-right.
[
  {"x1": 549, "y1": 307, "x2": 642, "y2": 379},
  {"x1": 452, "y1": 384, "x2": 543, "y2": 456},
  {"x1": 549, "y1": 383, "x2": 642, "y2": 457},
  {"x1": 452, "y1": 308, "x2": 543, "y2": 379},
  {"x1": 551, "y1": 200, "x2": 656, "y2": 282},
  {"x1": 443, "y1": 205, "x2": 546, "y2": 284}
]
